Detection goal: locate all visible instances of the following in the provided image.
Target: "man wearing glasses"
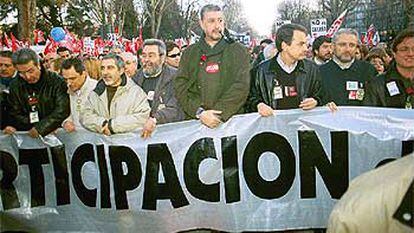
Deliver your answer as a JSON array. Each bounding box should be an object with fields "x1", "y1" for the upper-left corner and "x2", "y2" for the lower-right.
[
  {"x1": 364, "y1": 29, "x2": 414, "y2": 108},
  {"x1": 320, "y1": 28, "x2": 377, "y2": 106},
  {"x1": 165, "y1": 41, "x2": 181, "y2": 68}
]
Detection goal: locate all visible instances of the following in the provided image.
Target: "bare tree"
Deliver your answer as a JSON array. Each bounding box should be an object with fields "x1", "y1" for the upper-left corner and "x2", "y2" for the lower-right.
[
  {"x1": 403, "y1": 0, "x2": 414, "y2": 29},
  {"x1": 319, "y1": 0, "x2": 358, "y2": 24},
  {"x1": 17, "y1": 0, "x2": 36, "y2": 41},
  {"x1": 178, "y1": 0, "x2": 201, "y2": 39},
  {"x1": 277, "y1": 0, "x2": 312, "y2": 30},
  {"x1": 221, "y1": 0, "x2": 250, "y2": 32},
  {"x1": 141, "y1": 0, "x2": 175, "y2": 38}
]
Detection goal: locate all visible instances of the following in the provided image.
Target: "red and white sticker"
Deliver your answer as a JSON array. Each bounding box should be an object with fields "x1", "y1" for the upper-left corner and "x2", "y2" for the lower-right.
[
  {"x1": 285, "y1": 86, "x2": 298, "y2": 97},
  {"x1": 205, "y1": 62, "x2": 220, "y2": 74}
]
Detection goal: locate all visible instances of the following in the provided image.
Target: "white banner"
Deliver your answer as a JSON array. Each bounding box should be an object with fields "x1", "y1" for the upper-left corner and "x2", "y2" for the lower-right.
[{"x1": 1, "y1": 107, "x2": 414, "y2": 232}]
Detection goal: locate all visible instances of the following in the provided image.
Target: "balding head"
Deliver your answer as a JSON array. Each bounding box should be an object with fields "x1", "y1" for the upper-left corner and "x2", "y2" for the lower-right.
[{"x1": 120, "y1": 52, "x2": 138, "y2": 77}]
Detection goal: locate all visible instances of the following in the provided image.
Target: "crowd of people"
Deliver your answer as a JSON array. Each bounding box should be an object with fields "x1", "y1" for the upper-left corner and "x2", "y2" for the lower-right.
[{"x1": 0, "y1": 3, "x2": 413, "y2": 232}]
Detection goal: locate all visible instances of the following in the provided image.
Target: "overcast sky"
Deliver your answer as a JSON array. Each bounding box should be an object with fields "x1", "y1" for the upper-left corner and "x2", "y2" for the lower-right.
[{"x1": 241, "y1": 0, "x2": 280, "y2": 36}]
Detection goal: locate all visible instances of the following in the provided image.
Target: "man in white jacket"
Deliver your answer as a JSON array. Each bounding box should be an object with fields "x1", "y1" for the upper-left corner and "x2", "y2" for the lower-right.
[
  {"x1": 60, "y1": 58, "x2": 98, "y2": 132},
  {"x1": 81, "y1": 54, "x2": 150, "y2": 135},
  {"x1": 327, "y1": 153, "x2": 414, "y2": 233}
]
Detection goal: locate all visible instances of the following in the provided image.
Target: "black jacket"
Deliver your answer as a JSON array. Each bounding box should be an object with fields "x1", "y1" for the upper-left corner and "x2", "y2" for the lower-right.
[
  {"x1": 364, "y1": 61, "x2": 414, "y2": 108},
  {"x1": 132, "y1": 65, "x2": 184, "y2": 124},
  {"x1": 320, "y1": 59, "x2": 377, "y2": 106},
  {"x1": 7, "y1": 68, "x2": 70, "y2": 136},
  {"x1": 245, "y1": 55, "x2": 323, "y2": 112}
]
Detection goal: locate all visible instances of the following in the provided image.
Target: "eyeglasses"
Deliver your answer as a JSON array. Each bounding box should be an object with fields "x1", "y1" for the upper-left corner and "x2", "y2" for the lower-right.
[
  {"x1": 397, "y1": 47, "x2": 414, "y2": 54},
  {"x1": 335, "y1": 42, "x2": 357, "y2": 49},
  {"x1": 168, "y1": 53, "x2": 181, "y2": 58}
]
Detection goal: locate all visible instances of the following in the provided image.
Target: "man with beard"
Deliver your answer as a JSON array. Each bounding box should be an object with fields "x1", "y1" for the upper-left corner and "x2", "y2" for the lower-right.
[
  {"x1": 364, "y1": 29, "x2": 414, "y2": 108},
  {"x1": 80, "y1": 54, "x2": 150, "y2": 135},
  {"x1": 312, "y1": 35, "x2": 332, "y2": 65},
  {"x1": 320, "y1": 29, "x2": 377, "y2": 106},
  {"x1": 174, "y1": 4, "x2": 250, "y2": 128},
  {"x1": 132, "y1": 39, "x2": 184, "y2": 138}
]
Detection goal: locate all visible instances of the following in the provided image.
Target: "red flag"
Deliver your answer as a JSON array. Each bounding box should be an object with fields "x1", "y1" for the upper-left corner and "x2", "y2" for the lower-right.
[
  {"x1": 326, "y1": 9, "x2": 348, "y2": 38},
  {"x1": 94, "y1": 37, "x2": 105, "y2": 56},
  {"x1": 3, "y1": 33, "x2": 12, "y2": 48},
  {"x1": 33, "y1": 29, "x2": 45, "y2": 44},
  {"x1": 361, "y1": 33, "x2": 366, "y2": 44},
  {"x1": 10, "y1": 33, "x2": 22, "y2": 52},
  {"x1": 124, "y1": 40, "x2": 132, "y2": 53},
  {"x1": 366, "y1": 24, "x2": 376, "y2": 47},
  {"x1": 44, "y1": 37, "x2": 58, "y2": 55}
]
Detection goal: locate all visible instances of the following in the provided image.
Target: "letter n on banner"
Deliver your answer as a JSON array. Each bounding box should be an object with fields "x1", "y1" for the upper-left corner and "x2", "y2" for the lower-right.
[{"x1": 299, "y1": 131, "x2": 349, "y2": 199}]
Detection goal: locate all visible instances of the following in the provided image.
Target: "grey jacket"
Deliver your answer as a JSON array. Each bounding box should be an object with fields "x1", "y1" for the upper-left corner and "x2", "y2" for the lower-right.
[{"x1": 132, "y1": 65, "x2": 184, "y2": 124}]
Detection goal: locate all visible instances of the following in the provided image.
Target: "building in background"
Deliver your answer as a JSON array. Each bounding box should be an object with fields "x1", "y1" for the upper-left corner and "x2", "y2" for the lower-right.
[{"x1": 344, "y1": 0, "x2": 407, "y2": 43}]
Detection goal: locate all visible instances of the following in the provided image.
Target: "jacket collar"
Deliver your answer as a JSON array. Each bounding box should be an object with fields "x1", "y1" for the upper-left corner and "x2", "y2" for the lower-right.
[
  {"x1": 387, "y1": 61, "x2": 413, "y2": 88},
  {"x1": 94, "y1": 73, "x2": 127, "y2": 96},
  {"x1": 199, "y1": 36, "x2": 228, "y2": 57}
]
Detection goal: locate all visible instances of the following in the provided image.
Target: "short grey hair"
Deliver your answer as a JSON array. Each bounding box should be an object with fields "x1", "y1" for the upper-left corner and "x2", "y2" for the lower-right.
[
  {"x1": 143, "y1": 39, "x2": 166, "y2": 56},
  {"x1": 101, "y1": 54, "x2": 125, "y2": 70},
  {"x1": 12, "y1": 48, "x2": 40, "y2": 66},
  {"x1": 200, "y1": 4, "x2": 221, "y2": 20},
  {"x1": 332, "y1": 28, "x2": 359, "y2": 43}
]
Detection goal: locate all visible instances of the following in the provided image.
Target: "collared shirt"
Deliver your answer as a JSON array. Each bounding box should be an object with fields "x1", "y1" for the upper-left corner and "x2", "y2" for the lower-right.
[
  {"x1": 277, "y1": 53, "x2": 298, "y2": 74},
  {"x1": 313, "y1": 57, "x2": 329, "y2": 66},
  {"x1": 65, "y1": 77, "x2": 98, "y2": 128},
  {"x1": 333, "y1": 56, "x2": 355, "y2": 70}
]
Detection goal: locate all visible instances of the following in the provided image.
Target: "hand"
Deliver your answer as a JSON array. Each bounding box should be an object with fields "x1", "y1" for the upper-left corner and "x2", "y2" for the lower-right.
[
  {"x1": 3, "y1": 126, "x2": 16, "y2": 135},
  {"x1": 326, "y1": 102, "x2": 338, "y2": 112},
  {"x1": 102, "y1": 123, "x2": 111, "y2": 136},
  {"x1": 257, "y1": 103, "x2": 274, "y2": 117},
  {"x1": 141, "y1": 118, "x2": 157, "y2": 138},
  {"x1": 199, "y1": 110, "x2": 222, "y2": 128},
  {"x1": 299, "y1": 98, "x2": 318, "y2": 110},
  {"x1": 63, "y1": 120, "x2": 76, "y2": 132},
  {"x1": 28, "y1": 127, "x2": 40, "y2": 138}
]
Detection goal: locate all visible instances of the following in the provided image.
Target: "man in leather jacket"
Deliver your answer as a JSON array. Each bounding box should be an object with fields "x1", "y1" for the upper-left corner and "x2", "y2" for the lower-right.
[
  {"x1": 246, "y1": 23, "x2": 323, "y2": 115},
  {"x1": 3, "y1": 48, "x2": 70, "y2": 138},
  {"x1": 364, "y1": 28, "x2": 414, "y2": 108}
]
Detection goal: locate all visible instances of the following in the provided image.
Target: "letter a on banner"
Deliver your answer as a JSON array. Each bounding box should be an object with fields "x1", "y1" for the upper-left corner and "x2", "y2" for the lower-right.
[{"x1": 326, "y1": 9, "x2": 348, "y2": 38}]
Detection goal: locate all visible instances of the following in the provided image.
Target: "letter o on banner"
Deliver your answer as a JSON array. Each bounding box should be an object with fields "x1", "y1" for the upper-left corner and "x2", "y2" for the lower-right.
[{"x1": 243, "y1": 132, "x2": 296, "y2": 199}]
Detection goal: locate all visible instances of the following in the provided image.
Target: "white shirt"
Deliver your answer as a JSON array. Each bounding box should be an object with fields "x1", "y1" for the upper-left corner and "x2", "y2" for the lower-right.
[
  {"x1": 277, "y1": 53, "x2": 298, "y2": 74},
  {"x1": 64, "y1": 77, "x2": 98, "y2": 128}
]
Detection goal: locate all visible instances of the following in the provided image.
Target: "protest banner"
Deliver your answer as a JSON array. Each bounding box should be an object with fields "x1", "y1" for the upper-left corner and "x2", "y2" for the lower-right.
[{"x1": 1, "y1": 107, "x2": 413, "y2": 232}]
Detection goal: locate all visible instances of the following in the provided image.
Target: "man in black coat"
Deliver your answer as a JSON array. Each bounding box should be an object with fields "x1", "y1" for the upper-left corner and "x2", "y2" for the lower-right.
[
  {"x1": 364, "y1": 28, "x2": 414, "y2": 108},
  {"x1": 246, "y1": 23, "x2": 324, "y2": 115},
  {"x1": 3, "y1": 48, "x2": 70, "y2": 138},
  {"x1": 320, "y1": 28, "x2": 377, "y2": 106},
  {"x1": 132, "y1": 39, "x2": 184, "y2": 138}
]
